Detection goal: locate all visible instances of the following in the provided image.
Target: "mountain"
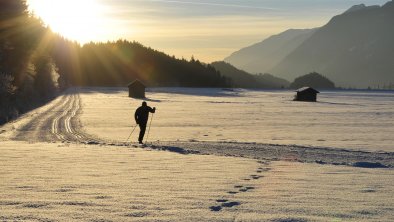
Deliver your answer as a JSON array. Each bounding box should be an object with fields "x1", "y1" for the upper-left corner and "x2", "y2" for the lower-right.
[
  {"x1": 270, "y1": 1, "x2": 394, "y2": 88},
  {"x1": 224, "y1": 29, "x2": 316, "y2": 74},
  {"x1": 211, "y1": 61, "x2": 289, "y2": 88}
]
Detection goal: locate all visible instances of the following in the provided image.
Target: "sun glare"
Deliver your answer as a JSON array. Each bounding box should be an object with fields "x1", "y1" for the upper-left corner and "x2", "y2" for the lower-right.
[{"x1": 28, "y1": 0, "x2": 110, "y2": 44}]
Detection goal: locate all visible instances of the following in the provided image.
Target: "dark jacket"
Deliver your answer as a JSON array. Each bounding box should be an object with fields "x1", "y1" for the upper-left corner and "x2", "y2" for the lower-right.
[{"x1": 135, "y1": 105, "x2": 155, "y2": 125}]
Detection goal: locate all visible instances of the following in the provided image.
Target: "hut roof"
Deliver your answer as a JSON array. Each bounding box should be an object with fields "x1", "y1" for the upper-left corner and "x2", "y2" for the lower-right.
[
  {"x1": 295, "y1": 87, "x2": 320, "y2": 94},
  {"x1": 128, "y1": 79, "x2": 146, "y2": 87}
]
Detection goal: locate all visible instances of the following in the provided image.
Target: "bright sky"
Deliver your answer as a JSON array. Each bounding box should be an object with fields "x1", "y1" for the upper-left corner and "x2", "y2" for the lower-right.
[{"x1": 28, "y1": 0, "x2": 388, "y2": 62}]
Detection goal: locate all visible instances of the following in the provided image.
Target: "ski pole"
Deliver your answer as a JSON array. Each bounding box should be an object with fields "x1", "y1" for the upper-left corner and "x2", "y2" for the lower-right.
[
  {"x1": 126, "y1": 124, "x2": 137, "y2": 143},
  {"x1": 145, "y1": 113, "x2": 154, "y2": 144}
]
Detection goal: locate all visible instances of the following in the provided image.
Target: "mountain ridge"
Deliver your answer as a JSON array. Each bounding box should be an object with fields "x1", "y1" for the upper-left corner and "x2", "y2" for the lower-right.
[
  {"x1": 211, "y1": 61, "x2": 289, "y2": 88},
  {"x1": 270, "y1": 1, "x2": 394, "y2": 88},
  {"x1": 225, "y1": 1, "x2": 394, "y2": 88},
  {"x1": 224, "y1": 28, "x2": 316, "y2": 74}
]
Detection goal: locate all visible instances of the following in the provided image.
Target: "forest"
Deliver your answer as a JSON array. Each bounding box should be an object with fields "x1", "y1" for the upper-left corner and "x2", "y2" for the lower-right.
[
  {"x1": 289, "y1": 72, "x2": 336, "y2": 89},
  {"x1": 0, "y1": 0, "x2": 229, "y2": 124}
]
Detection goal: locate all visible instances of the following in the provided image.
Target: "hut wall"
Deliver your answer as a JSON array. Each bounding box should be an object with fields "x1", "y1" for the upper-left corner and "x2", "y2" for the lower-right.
[
  {"x1": 129, "y1": 84, "x2": 145, "y2": 98},
  {"x1": 296, "y1": 92, "x2": 316, "y2": 102}
]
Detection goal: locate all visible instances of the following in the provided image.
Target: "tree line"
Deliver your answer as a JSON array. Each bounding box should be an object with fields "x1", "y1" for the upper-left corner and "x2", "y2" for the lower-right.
[
  {"x1": 1, "y1": 0, "x2": 61, "y2": 124},
  {"x1": 75, "y1": 41, "x2": 228, "y2": 87}
]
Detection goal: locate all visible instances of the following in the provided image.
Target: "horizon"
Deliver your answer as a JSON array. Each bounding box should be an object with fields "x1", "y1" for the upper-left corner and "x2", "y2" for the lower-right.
[{"x1": 28, "y1": 0, "x2": 389, "y2": 62}]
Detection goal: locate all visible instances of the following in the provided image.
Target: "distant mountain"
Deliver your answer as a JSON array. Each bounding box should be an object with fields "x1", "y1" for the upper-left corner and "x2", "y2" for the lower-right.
[
  {"x1": 344, "y1": 4, "x2": 379, "y2": 14},
  {"x1": 224, "y1": 29, "x2": 316, "y2": 74},
  {"x1": 270, "y1": 1, "x2": 394, "y2": 88},
  {"x1": 255, "y1": 73, "x2": 290, "y2": 89},
  {"x1": 289, "y1": 72, "x2": 336, "y2": 90},
  {"x1": 211, "y1": 61, "x2": 289, "y2": 88}
]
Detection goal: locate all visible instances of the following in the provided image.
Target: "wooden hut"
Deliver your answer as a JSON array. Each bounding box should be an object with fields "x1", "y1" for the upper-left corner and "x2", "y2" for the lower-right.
[
  {"x1": 128, "y1": 80, "x2": 146, "y2": 98},
  {"x1": 294, "y1": 87, "x2": 320, "y2": 102}
]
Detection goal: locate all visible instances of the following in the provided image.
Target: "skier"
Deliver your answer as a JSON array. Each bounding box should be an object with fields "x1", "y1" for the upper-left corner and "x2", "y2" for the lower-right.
[{"x1": 134, "y1": 101, "x2": 156, "y2": 144}]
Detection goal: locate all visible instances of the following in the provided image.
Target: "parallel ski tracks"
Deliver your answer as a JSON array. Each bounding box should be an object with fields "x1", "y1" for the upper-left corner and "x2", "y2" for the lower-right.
[{"x1": 15, "y1": 92, "x2": 101, "y2": 144}]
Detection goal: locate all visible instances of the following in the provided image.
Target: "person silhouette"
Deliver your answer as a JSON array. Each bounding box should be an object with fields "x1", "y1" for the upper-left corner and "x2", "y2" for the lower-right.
[{"x1": 134, "y1": 101, "x2": 156, "y2": 144}]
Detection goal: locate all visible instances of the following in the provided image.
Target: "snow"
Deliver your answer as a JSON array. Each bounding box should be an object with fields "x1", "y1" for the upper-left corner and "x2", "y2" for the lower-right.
[
  {"x1": 237, "y1": 161, "x2": 394, "y2": 221},
  {"x1": 80, "y1": 88, "x2": 394, "y2": 152},
  {"x1": 0, "y1": 142, "x2": 392, "y2": 221},
  {"x1": 0, "y1": 87, "x2": 393, "y2": 221},
  {"x1": 0, "y1": 142, "x2": 259, "y2": 221}
]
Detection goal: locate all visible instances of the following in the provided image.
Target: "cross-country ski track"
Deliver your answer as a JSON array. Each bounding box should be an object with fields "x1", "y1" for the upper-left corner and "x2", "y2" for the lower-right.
[
  {"x1": 9, "y1": 88, "x2": 394, "y2": 168},
  {"x1": 13, "y1": 91, "x2": 100, "y2": 144},
  {"x1": 1, "y1": 87, "x2": 393, "y2": 221}
]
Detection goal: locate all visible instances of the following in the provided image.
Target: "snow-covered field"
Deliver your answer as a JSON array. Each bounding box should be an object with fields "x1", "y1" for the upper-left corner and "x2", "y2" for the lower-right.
[
  {"x1": 0, "y1": 142, "x2": 261, "y2": 221},
  {"x1": 81, "y1": 87, "x2": 394, "y2": 152},
  {"x1": 1, "y1": 142, "x2": 393, "y2": 221},
  {"x1": 0, "y1": 87, "x2": 393, "y2": 221}
]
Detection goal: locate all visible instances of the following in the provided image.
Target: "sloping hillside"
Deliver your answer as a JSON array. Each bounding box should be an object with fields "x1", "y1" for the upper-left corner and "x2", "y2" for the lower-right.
[
  {"x1": 224, "y1": 29, "x2": 316, "y2": 74},
  {"x1": 270, "y1": 1, "x2": 394, "y2": 88},
  {"x1": 211, "y1": 61, "x2": 289, "y2": 88}
]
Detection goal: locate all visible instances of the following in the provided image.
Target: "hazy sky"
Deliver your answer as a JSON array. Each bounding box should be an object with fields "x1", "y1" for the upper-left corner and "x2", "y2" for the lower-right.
[{"x1": 28, "y1": 0, "x2": 389, "y2": 62}]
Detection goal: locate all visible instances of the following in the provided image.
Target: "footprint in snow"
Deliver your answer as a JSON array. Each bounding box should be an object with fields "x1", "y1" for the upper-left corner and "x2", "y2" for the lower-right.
[
  {"x1": 210, "y1": 206, "x2": 222, "y2": 211},
  {"x1": 221, "y1": 201, "x2": 240, "y2": 208},
  {"x1": 216, "y1": 199, "x2": 228, "y2": 203},
  {"x1": 250, "y1": 175, "x2": 263, "y2": 179},
  {"x1": 210, "y1": 201, "x2": 241, "y2": 211},
  {"x1": 239, "y1": 186, "x2": 255, "y2": 192}
]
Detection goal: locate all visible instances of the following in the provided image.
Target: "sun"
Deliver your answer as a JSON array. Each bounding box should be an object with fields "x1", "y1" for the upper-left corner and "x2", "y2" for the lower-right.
[{"x1": 28, "y1": 0, "x2": 109, "y2": 44}]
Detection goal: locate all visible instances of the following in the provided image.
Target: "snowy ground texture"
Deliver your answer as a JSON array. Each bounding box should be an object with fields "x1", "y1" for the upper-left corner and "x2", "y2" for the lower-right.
[
  {"x1": 81, "y1": 87, "x2": 394, "y2": 152},
  {"x1": 0, "y1": 87, "x2": 393, "y2": 221}
]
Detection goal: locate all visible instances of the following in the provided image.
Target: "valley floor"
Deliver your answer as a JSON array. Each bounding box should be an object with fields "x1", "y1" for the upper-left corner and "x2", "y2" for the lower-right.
[{"x1": 0, "y1": 87, "x2": 393, "y2": 221}]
